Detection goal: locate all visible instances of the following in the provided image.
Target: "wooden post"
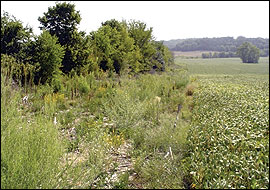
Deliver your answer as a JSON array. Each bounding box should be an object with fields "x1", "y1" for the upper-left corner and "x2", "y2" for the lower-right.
[{"x1": 173, "y1": 104, "x2": 182, "y2": 128}]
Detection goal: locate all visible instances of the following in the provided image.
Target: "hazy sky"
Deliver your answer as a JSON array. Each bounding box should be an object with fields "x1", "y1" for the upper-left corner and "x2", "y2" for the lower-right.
[{"x1": 1, "y1": 1, "x2": 269, "y2": 41}]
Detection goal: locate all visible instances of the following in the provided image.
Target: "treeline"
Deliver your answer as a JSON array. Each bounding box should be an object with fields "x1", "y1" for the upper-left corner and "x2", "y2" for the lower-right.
[
  {"x1": 202, "y1": 51, "x2": 238, "y2": 59},
  {"x1": 1, "y1": 2, "x2": 173, "y2": 89},
  {"x1": 164, "y1": 36, "x2": 269, "y2": 57}
]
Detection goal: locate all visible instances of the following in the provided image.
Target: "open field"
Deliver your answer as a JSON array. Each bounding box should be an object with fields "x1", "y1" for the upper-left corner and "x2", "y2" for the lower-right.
[
  {"x1": 175, "y1": 57, "x2": 269, "y2": 188},
  {"x1": 175, "y1": 57, "x2": 269, "y2": 75}
]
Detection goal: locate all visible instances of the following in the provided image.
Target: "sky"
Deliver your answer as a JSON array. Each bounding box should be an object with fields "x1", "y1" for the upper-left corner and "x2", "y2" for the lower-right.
[{"x1": 1, "y1": 1, "x2": 269, "y2": 41}]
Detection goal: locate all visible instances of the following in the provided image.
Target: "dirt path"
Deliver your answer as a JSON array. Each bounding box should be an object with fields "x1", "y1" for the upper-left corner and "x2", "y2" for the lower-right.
[{"x1": 91, "y1": 140, "x2": 139, "y2": 188}]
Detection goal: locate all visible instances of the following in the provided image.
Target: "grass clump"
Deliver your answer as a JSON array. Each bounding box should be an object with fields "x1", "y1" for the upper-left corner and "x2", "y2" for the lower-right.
[{"x1": 1, "y1": 75, "x2": 64, "y2": 189}]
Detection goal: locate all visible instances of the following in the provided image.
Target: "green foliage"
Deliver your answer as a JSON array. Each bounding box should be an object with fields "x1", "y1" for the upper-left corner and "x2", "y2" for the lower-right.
[
  {"x1": 102, "y1": 69, "x2": 190, "y2": 143},
  {"x1": 237, "y1": 42, "x2": 260, "y2": 63},
  {"x1": 76, "y1": 74, "x2": 90, "y2": 95},
  {"x1": 60, "y1": 30, "x2": 94, "y2": 74},
  {"x1": 1, "y1": 54, "x2": 37, "y2": 90},
  {"x1": 31, "y1": 30, "x2": 65, "y2": 84},
  {"x1": 176, "y1": 57, "x2": 269, "y2": 75},
  {"x1": 4, "y1": 5, "x2": 175, "y2": 78},
  {"x1": 165, "y1": 36, "x2": 269, "y2": 57},
  {"x1": 202, "y1": 51, "x2": 237, "y2": 58},
  {"x1": 38, "y1": 2, "x2": 81, "y2": 47},
  {"x1": 1, "y1": 11, "x2": 33, "y2": 61},
  {"x1": 38, "y1": 2, "x2": 91, "y2": 74},
  {"x1": 113, "y1": 172, "x2": 130, "y2": 189},
  {"x1": 89, "y1": 18, "x2": 173, "y2": 75},
  {"x1": 90, "y1": 19, "x2": 136, "y2": 74},
  {"x1": 1, "y1": 54, "x2": 22, "y2": 81},
  {"x1": 134, "y1": 155, "x2": 184, "y2": 189},
  {"x1": 51, "y1": 77, "x2": 64, "y2": 93},
  {"x1": 127, "y1": 20, "x2": 156, "y2": 72},
  {"x1": 1, "y1": 74, "x2": 64, "y2": 189},
  {"x1": 1, "y1": 5, "x2": 187, "y2": 189},
  {"x1": 187, "y1": 76, "x2": 269, "y2": 189}
]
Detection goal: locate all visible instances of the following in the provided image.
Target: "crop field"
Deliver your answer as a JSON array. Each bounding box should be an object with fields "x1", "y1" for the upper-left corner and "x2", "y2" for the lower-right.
[
  {"x1": 175, "y1": 57, "x2": 269, "y2": 75},
  {"x1": 175, "y1": 57, "x2": 269, "y2": 188}
]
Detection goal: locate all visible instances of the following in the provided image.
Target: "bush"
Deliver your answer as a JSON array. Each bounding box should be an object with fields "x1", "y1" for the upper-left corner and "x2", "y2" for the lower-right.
[
  {"x1": 77, "y1": 75, "x2": 90, "y2": 95},
  {"x1": 51, "y1": 77, "x2": 63, "y2": 93},
  {"x1": 237, "y1": 42, "x2": 260, "y2": 63}
]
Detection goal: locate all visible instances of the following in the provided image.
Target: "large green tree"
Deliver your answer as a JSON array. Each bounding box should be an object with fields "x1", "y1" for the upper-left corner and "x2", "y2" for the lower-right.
[
  {"x1": 126, "y1": 20, "x2": 157, "y2": 72},
  {"x1": 30, "y1": 31, "x2": 65, "y2": 84},
  {"x1": 38, "y1": 2, "x2": 81, "y2": 46},
  {"x1": 90, "y1": 19, "x2": 136, "y2": 75},
  {"x1": 38, "y1": 2, "x2": 86, "y2": 74},
  {"x1": 1, "y1": 11, "x2": 33, "y2": 61},
  {"x1": 237, "y1": 42, "x2": 260, "y2": 63}
]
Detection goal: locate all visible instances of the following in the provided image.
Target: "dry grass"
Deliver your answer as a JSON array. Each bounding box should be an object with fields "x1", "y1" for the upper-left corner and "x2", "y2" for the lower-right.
[{"x1": 185, "y1": 84, "x2": 196, "y2": 96}]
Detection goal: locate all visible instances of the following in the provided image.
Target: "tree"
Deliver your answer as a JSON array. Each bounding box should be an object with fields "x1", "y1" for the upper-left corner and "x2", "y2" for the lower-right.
[
  {"x1": 30, "y1": 31, "x2": 65, "y2": 84},
  {"x1": 202, "y1": 53, "x2": 209, "y2": 58},
  {"x1": 1, "y1": 11, "x2": 38, "y2": 88},
  {"x1": 152, "y1": 41, "x2": 174, "y2": 71},
  {"x1": 61, "y1": 30, "x2": 94, "y2": 74},
  {"x1": 167, "y1": 36, "x2": 268, "y2": 54},
  {"x1": 1, "y1": 11, "x2": 33, "y2": 61},
  {"x1": 38, "y1": 2, "x2": 81, "y2": 46},
  {"x1": 126, "y1": 20, "x2": 156, "y2": 72},
  {"x1": 237, "y1": 42, "x2": 260, "y2": 63},
  {"x1": 90, "y1": 19, "x2": 136, "y2": 75},
  {"x1": 38, "y1": 2, "x2": 84, "y2": 74}
]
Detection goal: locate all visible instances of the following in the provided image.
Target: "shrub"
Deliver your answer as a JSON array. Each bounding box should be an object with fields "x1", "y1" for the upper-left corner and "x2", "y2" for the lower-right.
[
  {"x1": 77, "y1": 75, "x2": 90, "y2": 95},
  {"x1": 237, "y1": 42, "x2": 260, "y2": 63}
]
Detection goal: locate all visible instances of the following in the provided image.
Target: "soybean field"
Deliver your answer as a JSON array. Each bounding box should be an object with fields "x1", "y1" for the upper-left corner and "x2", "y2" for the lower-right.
[{"x1": 176, "y1": 57, "x2": 269, "y2": 189}]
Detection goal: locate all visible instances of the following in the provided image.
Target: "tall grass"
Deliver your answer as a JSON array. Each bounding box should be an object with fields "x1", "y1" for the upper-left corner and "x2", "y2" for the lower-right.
[
  {"x1": 1, "y1": 74, "x2": 64, "y2": 189},
  {"x1": 100, "y1": 69, "x2": 193, "y2": 188},
  {"x1": 1, "y1": 73, "x2": 112, "y2": 189},
  {"x1": 1, "y1": 62, "x2": 193, "y2": 188}
]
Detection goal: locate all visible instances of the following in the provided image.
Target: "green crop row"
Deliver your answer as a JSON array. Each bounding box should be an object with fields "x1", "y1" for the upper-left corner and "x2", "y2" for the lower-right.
[{"x1": 187, "y1": 75, "x2": 269, "y2": 189}]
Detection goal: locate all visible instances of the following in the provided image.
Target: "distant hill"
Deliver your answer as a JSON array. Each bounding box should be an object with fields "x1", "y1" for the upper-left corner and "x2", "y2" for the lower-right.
[
  {"x1": 163, "y1": 36, "x2": 269, "y2": 56},
  {"x1": 161, "y1": 39, "x2": 186, "y2": 49}
]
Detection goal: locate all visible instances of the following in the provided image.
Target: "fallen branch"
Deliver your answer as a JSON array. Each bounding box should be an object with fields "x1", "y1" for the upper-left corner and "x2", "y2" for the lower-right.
[{"x1": 164, "y1": 146, "x2": 173, "y2": 160}]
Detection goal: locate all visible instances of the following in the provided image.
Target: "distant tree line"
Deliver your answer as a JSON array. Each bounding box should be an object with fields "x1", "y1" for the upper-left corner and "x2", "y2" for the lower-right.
[
  {"x1": 164, "y1": 37, "x2": 269, "y2": 57},
  {"x1": 201, "y1": 42, "x2": 261, "y2": 63},
  {"x1": 202, "y1": 51, "x2": 238, "y2": 59},
  {"x1": 1, "y1": 2, "x2": 173, "y2": 88}
]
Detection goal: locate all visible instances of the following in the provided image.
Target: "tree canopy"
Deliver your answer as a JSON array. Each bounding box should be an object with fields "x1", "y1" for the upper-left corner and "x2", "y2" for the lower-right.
[
  {"x1": 1, "y1": 11, "x2": 33, "y2": 61},
  {"x1": 1, "y1": 2, "x2": 174, "y2": 87},
  {"x1": 30, "y1": 30, "x2": 65, "y2": 84},
  {"x1": 237, "y1": 42, "x2": 260, "y2": 63},
  {"x1": 38, "y1": 2, "x2": 81, "y2": 46}
]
